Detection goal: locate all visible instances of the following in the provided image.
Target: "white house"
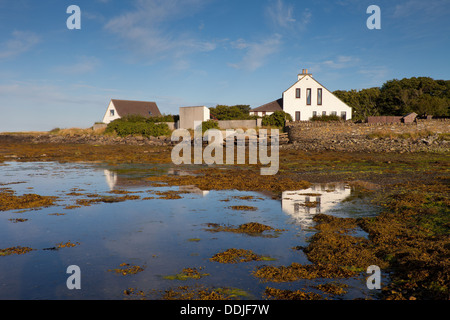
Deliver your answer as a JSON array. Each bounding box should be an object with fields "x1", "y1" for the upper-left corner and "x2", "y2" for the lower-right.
[
  {"x1": 251, "y1": 69, "x2": 352, "y2": 121},
  {"x1": 102, "y1": 99, "x2": 162, "y2": 124}
]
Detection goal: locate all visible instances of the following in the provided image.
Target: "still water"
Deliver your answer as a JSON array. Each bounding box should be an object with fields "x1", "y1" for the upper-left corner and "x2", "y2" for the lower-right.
[{"x1": 0, "y1": 162, "x2": 380, "y2": 300}]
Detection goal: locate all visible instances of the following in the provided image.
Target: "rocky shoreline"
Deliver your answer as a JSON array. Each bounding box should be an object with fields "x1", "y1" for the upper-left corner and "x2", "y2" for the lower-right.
[
  {"x1": 1, "y1": 131, "x2": 448, "y2": 154},
  {"x1": 284, "y1": 134, "x2": 449, "y2": 153},
  {"x1": 0, "y1": 133, "x2": 173, "y2": 146}
]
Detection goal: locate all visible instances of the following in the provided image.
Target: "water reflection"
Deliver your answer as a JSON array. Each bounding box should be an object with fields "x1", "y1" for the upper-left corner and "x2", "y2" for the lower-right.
[
  {"x1": 0, "y1": 163, "x2": 380, "y2": 300},
  {"x1": 104, "y1": 169, "x2": 117, "y2": 190},
  {"x1": 104, "y1": 169, "x2": 209, "y2": 196},
  {"x1": 281, "y1": 183, "x2": 351, "y2": 227}
]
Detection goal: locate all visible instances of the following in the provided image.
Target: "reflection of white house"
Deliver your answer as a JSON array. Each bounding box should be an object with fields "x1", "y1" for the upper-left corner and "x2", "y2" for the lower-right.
[
  {"x1": 104, "y1": 169, "x2": 118, "y2": 190},
  {"x1": 281, "y1": 183, "x2": 351, "y2": 227},
  {"x1": 103, "y1": 169, "x2": 209, "y2": 196},
  {"x1": 250, "y1": 69, "x2": 352, "y2": 121}
]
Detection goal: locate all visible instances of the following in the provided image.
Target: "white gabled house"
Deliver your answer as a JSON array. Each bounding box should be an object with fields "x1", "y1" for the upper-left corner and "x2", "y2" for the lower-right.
[
  {"x1": 102, "y1": 99, "x2": 162, "y2": 124},
  {"x1": 251, "y1": 69, "x2": 352, "y2": 121}
]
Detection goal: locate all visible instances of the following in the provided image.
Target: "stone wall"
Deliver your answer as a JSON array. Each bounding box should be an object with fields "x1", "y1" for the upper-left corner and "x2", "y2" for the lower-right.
[
  {"x1": 285, "y1": 119, "x2": 449, "y2": 153},
  {"x1": 218, "y1": 119, "x2": 263, "y2": 130}
]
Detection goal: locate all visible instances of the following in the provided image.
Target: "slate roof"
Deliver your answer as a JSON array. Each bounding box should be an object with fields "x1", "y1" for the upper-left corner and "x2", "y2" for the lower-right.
[
  {"x1": 111, "y1": 99, "x2": 161, "y2": 118},
  {"x1": 251, "y1": 98, "x2": 283, "y2": 112}
]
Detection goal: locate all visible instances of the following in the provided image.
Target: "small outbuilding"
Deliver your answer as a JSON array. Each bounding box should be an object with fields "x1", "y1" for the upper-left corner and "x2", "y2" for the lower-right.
[{"x1": 179, "y1": 106, "x2": 210, "y2": 130}]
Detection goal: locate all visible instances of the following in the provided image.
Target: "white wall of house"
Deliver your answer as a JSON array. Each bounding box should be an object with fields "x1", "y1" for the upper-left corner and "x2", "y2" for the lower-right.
[
  {"x1": 282, "y1": 73, "x2": 352, "y2": 121},
  {"x1": 249, "y1": 111, "x2": 275, "y2": 117},
  {"x1": 102, "y1": 101, "x2": 121, "y2": 124}
]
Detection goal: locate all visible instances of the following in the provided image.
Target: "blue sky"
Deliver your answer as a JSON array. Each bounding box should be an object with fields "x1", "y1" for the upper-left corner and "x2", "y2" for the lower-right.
[{"x1": 0, "y1": 0, "x2": 449, "y2": 132}]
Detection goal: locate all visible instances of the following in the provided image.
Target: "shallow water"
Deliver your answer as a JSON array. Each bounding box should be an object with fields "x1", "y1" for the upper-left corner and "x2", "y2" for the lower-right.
[{"x1": 0, "y1": 162, "x2": 381, "y2": 300}]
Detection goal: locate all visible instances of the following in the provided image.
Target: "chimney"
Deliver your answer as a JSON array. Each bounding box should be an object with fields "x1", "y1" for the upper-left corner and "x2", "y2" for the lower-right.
[{"x1": 298, "y1": 68, "x2": 310, "y2": 80}]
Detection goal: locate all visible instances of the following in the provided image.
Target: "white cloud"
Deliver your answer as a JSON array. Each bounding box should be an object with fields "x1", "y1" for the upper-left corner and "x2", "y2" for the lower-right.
[
  {"x1": 53, "y1": 56, "x2": 100, "y2": 75},
  {"x1": 392, "y1": 0, "x2": 450, "y2": 18},
  {"x1": 266, "y1": 0, "x2": 311, "y2": 31},
  {"x1": 104, "y1": 0, "x2": 215, "y2": 64},
  {"x1": 0, "y1": 80, "x2": 113, "y2": 131},
  {"x1": 322, "y1": 56, "x2": 360, "y2": 69},
  {"x1": 0, "y1": 31, "x2": 40, "y2": 59},
  {"x1": 228, "y1": 34, "x2": 282, "y2": 71},
  {"x1": 267, "y1": 0, "x2": 296, "y2": 28}
]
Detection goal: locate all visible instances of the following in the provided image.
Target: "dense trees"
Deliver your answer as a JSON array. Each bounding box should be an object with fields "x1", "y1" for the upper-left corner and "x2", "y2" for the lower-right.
[
  {"x1": 209, "y1": 105, "x2": 258, "y2": 120},
  {"x1": 334, "y1": 77, "x2": 450, "y2": 121}
]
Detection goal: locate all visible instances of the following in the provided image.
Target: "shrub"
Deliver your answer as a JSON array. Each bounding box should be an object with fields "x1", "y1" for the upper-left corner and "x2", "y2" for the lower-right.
[
  {"x1": 146, "y1": 114, "x2": 179, "y2": 123},
  {"x1": 310, "y1": 114, "x2": 341, "y2": 122},
  {"x1": 201, "y1": 120, "x2": 220, "y2": 133},
  {"x1": 105, "y1": 116, "x2": 171, "y2": 137},
  {"x1": 261, "y1": 111, "x2": 292, "y2": 127}
]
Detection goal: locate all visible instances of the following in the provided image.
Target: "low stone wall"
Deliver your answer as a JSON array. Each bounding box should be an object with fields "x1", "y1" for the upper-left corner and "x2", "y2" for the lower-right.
[
  {"x1": 0, "y1": 133, "x2": 173, "y2": 146},
  {"x1": 218, "y1": 119, "x2": 262, "y2": 130},
  {"x1": 284, "y1": 119, "x2": 449, "y2": 153}
]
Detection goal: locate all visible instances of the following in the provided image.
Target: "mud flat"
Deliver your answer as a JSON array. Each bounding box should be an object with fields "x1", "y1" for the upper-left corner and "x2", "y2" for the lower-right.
[{"x1": 0, "y1": 136, "x2": 448, "y2": 300}]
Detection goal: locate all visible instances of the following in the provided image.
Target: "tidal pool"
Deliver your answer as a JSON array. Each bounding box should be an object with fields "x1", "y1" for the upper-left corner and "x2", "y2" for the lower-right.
[{"x1": 0, "y1": 162, "x2": 381, "y2": 300}]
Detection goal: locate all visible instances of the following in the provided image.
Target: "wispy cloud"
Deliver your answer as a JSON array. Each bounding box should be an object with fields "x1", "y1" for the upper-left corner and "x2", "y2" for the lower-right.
[
  {"x1": 392, "y1": 0, "x2": 450, "y2": 18},
  {"x1": 322, "y1": 56, "x2": 360, "y2": 69},
  {"x1": 104, "y1": 0, "x2": 216, "y2": 64},
  {"x1": 309, "y1": 55, "x2": 360, "y2": 73},
  {"x1": 228, "y1": 34, "x2": 282, "y2": 71},
  {"x1": 266, "y1": 0, "x2": 311, "y2": 31},
  {"x1": 53, "y1": 56, "x2": 100, "y2": 75},
  {"x1": 0, "y1": 31, "x2": 40, "y2": 59}
]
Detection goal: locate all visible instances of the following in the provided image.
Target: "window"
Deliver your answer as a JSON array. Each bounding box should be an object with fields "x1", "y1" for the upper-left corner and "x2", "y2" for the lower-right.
[
  {"x1": 331, "y1": 111, "x2": 337, "y2": 116},
  {"x1": 295, "y1": 111, "x2": 301, "y2": 121},
  {"x1": 312, "y1": 111, "x2": 317, "y2": 118},
  {"x1": 322, "y1": 111, "x2": 326, "y2": 116},
  {"x1": 110, "y1": 109, "x2": 115, "y2": 116},
  {"x1": 295, "y1": 88, "x2": 301, "y2": 99},
  {"x1": 149, "y1": 111, "x2": 152, "y2": 116},
  {"x1": 317, "y1": 88, "x2": 322, "y2": 105},
  {"x1": 262, "y1": 111, "x2": 266, "y2": 116},
  {"x1": 306, "y1": 88, "x2": 311, "y2": 105},
  {"x1": 341, "y1": 111, "x2": 347, "y2": 120}
]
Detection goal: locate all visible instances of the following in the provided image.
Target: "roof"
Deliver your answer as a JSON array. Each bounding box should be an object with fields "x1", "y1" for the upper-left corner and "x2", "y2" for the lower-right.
[
  {"x1": 111, "y1": 99, "x2": 161, "y2": 118},
  {"x1": 251, "y1": 98, "x2": 283, "y2": 112}
]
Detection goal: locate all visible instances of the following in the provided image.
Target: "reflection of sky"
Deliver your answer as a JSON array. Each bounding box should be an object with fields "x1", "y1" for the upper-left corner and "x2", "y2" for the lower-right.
[
  {"x1": 281, "y1": 183, "x2": 351, "y2": 228},
  {"x1": 0, "y1": 162, "x2": 380, "y2": 299}
]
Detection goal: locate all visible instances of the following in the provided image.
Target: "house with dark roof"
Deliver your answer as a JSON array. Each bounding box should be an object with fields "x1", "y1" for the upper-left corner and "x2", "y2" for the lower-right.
[
  {"x1": 249, "y1": 98, "x2": 283, "y2": 117},
  {"x1": 102, "y1": 99, "x2": 162, "y2": 124},
  {"x1": 251, "y1": 69, "x2": 352, "y2": 121}
]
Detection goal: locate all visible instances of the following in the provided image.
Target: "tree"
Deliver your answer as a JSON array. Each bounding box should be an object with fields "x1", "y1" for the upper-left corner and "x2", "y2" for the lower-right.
[
  {"x1": 209, "y1": 105, "x2": 257, "y2": 120},
  {"x1": 334, "y1": 77, "x2": 450, "y2": 119},
  {"x1": 261, "y1": 111, "x2": 292, "y2": 127}
]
